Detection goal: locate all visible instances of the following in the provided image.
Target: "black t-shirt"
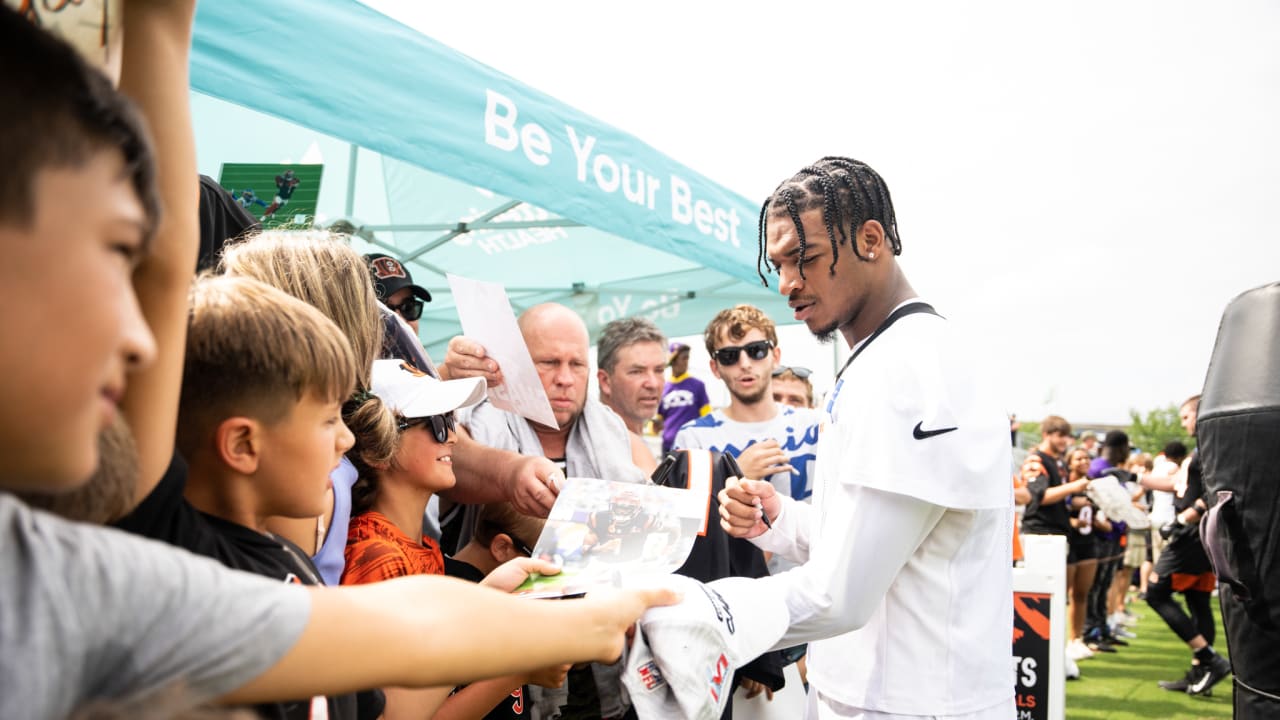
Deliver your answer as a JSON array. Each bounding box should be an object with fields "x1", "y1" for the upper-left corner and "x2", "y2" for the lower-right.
[
  {"x1": 197, "y1": 174, "x2": 260, "y2": 272},
  {"x1": 1173, "y1": 451, "x2": 1206, "y2": 514},
  {"x1": 444, "y1": 558, "x2": 530, "y2": 719},
  {"x1": 113, "y1": 454, "x2": 380, "y2": 720},
  {"x1": 1020, "y1": 450, "x2": 1073, "y2": 536}
]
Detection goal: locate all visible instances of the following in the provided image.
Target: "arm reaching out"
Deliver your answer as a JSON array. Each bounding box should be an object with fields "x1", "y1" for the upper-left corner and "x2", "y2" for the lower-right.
[{"x1": 225, "y1": 577, "x2": 678, "y2": 704}]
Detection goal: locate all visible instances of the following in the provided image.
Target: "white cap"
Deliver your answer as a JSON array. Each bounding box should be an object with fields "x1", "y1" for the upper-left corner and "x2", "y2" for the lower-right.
[
  {"x1": 370, "y1": 359, "x2": 486, "y2": 418},
  {"x1": 623, "y1": 575, "x2": 788, "y2": 720}
]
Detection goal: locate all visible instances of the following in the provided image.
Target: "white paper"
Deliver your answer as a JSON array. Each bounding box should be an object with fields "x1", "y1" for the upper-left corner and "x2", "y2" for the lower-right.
[{"x1": 447, "y1": 273, "x2": 558, "y2": 428}]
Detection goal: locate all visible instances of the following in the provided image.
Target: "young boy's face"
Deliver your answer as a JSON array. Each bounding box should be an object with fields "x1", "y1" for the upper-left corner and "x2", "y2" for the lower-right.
[
  {"x1": 254, "y1": 392, "x2": 354, "y2": 519},
  {"x1": 0, "y1": 150, "x2": 155, "y2": 490}
]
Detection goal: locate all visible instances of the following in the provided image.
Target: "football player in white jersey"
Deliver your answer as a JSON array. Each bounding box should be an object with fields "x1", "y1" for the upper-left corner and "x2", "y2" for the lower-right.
[{"x1": 720, "y1": 157, "x2": 1013, "y2": 720}]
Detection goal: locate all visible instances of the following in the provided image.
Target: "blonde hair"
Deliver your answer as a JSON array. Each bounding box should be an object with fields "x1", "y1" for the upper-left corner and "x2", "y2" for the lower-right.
[
  {"x1": 177, "y1": 275, "x2": 357, "y2": 456},
  {"x1": 704, "y1": 304, "x2": 778, "y2": 355},
  {"x1": 219, "y1": 230, "x2": 398, "y2": 472},
  {"x1": 347, "y1": 402, "x2": 404, "y2": 516},
  {"x1": 219, "y1": 230, "x2": 381, "y2": 390}
]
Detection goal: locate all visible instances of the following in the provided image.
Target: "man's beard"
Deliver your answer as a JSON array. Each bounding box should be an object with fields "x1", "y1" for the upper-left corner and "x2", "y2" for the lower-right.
[
  {"x1": 813, "y1": 325, "x2": 838, "y2": 345},
  {"x1": 731, "y1": 381, "x2": 771, "y2": 406},
  {"x1": 16, "y1": 415, "x2": 138, "y2": 524}
]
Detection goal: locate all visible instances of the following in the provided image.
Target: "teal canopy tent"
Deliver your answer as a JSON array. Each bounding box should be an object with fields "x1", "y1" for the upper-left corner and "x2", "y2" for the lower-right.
[{"x1": 190, "y1": 0, "x2": 789, "y2": 359}]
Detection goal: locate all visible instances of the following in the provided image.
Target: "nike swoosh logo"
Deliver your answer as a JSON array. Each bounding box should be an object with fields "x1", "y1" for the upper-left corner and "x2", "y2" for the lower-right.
[{"x1": 913, "y1": 422, "x2": 958, "y2": 440}]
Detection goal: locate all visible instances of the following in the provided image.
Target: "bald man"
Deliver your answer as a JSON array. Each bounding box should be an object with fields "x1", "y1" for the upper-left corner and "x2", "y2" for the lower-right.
[{"x1": 515, "y1": 304, "x2": 655, "y2": 473}]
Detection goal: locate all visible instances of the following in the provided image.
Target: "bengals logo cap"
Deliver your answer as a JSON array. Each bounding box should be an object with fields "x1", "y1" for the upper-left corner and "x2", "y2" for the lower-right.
[{"x1": 363, "y1": 253, "x2": 432, "y2": 303}]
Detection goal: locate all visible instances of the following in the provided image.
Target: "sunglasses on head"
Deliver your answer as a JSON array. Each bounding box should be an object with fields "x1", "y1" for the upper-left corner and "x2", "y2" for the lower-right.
[
  {"x1": 387, "y1": 297, "x2": 424, "y2": 322},
  {"x1": 772, "y1": 365, "x2": 812, "y2": 379},
  {"x1": 481, "y1": 520, "x2": 536, "y2": 556},
  {"x1": 713, "y1": 340, "x2": 774, "y2": 366},
  {"x1": 397, "y1": 411, "x2": 456, "y2": 443}
]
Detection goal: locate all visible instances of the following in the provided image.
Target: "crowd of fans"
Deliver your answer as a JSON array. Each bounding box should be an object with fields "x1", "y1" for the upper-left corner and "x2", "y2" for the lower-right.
[
  {"x1": 0, "y1": 4, "x2": 1232, "y2": 720},
  {"x1": 1011, "y1": 399, "x2": 1232, "y2": 698}
]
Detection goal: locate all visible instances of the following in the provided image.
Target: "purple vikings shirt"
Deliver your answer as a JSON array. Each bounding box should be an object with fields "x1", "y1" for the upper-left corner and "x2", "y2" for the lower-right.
[{"x1": 658, "y1": 373, "x2": 711, "y2": 453}]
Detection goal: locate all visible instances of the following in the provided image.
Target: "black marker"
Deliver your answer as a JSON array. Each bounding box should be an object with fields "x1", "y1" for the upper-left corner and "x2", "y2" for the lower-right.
[{"x1": 754, "y1": 497, "x2": 773, "y2": 529}]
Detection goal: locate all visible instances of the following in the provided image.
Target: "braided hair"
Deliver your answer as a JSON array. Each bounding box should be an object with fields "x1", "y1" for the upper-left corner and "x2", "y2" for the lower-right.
[{"x1": 756, "y1": 157, "x2": 902, "y2": 286}]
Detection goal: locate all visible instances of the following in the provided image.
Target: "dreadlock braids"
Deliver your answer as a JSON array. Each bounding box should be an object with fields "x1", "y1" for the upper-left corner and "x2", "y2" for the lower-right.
[{"x1": 756, "y1": 157, "x2": 901, "y2": 286}]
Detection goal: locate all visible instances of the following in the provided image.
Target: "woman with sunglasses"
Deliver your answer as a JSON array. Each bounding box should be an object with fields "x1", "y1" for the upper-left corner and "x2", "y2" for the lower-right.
[{"x1": 343, "y1": 360, "x2": 568, "y2": 719}]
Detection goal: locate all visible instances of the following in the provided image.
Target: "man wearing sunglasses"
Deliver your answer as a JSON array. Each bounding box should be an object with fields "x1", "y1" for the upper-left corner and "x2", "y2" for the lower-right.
[
  {"x1": 365, "y1": 253, "x2": 431, "y2": 333},
  {"x1": 673, "y1": 305, "x2": 821, "y2": 525}
]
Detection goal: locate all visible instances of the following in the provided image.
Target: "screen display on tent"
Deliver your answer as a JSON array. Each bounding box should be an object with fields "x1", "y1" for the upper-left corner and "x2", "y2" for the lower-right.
[{"x1": 218, "y1": 163, "x2": 324, "y2": 228}]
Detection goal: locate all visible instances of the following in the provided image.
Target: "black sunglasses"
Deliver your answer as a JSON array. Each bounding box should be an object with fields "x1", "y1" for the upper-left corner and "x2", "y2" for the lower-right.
[
  {"x1": 772, "y1": 365, "x2": 812, "y2": 379},
  {"x1": 387, "y1": 297, "x2": 424, "y2": 322},
  {"x1": 397, "y1": 411, "x2": 456, "y2": 443},
  {"x1": 713, "y1": 340, "x2": 774, "y2": 366},
  {"x1": 514, "y1": 537, "x2": 536, "y2": 556}
]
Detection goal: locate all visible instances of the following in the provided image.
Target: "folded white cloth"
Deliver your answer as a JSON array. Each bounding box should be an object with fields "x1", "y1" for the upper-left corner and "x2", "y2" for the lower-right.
[
  {"x1": 1087, "y1": 475, "x2": 1151, "y2": 529},
  {"x1": 623, "y1": 575, "x2": 788, "y2": 720}
]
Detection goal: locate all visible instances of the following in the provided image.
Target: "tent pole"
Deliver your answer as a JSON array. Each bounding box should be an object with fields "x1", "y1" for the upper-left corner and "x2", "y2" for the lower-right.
[
  {"x1": 402, "y1": 199, "x2": 523, "y2": 265},
  {"x1": 344, "y1": 144, "x2": 358, "y2": 217}
]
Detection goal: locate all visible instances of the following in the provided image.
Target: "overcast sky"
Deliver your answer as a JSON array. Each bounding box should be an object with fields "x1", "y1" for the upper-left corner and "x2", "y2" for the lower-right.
[{"x1": 360, "y1": 0, "x2": 1280, "y2": 425}]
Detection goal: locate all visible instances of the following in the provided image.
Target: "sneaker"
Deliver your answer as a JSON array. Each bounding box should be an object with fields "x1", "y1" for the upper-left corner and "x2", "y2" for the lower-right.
[
  {"x1": 1103, "y1": 632, "x2": 1129, "y2": 647},
  {"x1": 1114, "y1": 627, "x2": 1137, "y2": 639},
  {"x1": 1087, "y1": 639, "x2": 1118, "y2": 653},
  {"x1": 1111, "y1": 610, "x2": 1139, "y2": 627},
  {"x1": 1158, "y1": 665, "x2": 1203, "y2": 692},
  {"x1": 1065, "y1": 654, "x2": 1080, "y2": 680},
  {"x1": 1066, "y1": 639, "x2": 1095, "y2": 661},
  {"x1": 1188, "y1": 655, "x2": 1232, "y2": 696}
]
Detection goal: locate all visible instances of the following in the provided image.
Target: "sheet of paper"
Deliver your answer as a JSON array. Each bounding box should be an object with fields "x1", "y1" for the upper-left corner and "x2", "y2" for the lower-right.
[
  {"x1": 447, "y1": 273, "x2": 558, "y2": 428},
  {"x1": 515, "y1": 477, "x2": 704, "y2": 598}
]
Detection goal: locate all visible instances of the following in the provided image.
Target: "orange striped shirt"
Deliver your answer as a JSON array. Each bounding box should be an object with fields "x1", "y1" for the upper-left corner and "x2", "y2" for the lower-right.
[{"x1": 341, "y1": 510, "x2": 444, "y2": 585}]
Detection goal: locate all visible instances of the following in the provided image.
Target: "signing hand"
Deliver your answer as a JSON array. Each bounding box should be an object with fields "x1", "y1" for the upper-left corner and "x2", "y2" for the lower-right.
[{"x1": 718, "y1": 476, "x2": 779, "y2": 539}]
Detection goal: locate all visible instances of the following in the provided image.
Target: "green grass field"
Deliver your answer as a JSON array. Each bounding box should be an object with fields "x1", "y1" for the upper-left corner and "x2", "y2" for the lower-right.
[{"x1": 1065, "y1": 594, "x2": 1232, "y2": 719}]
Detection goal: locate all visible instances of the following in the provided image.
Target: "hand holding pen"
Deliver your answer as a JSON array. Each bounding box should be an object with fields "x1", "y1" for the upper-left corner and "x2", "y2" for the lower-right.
[{"x1": 717, "y1": 476, "x2": 780, "y2": 539}]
